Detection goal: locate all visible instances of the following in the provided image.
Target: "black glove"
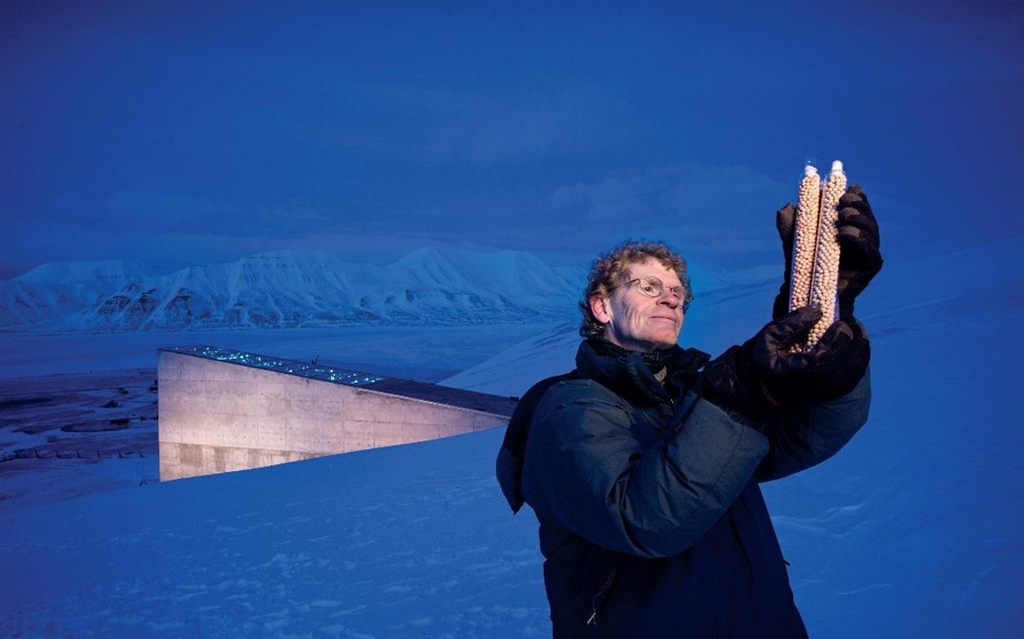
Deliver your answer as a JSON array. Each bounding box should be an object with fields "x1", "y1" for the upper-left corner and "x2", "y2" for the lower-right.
[
  {"x1": 772, "y1": 184, "x2": 884, "y2": 320},
  {"x1": 702, "y1": 306, "x2": 870, "y2": 421},
  {"x1": 750, "y1": 306, "x2": 870, "y2": 404},
  {"x1": 835, "y1": 185, "x2": 883, "y2": 319},
  {"x1": 772, "y1": 201, "x2": 798, "y2": 320}
]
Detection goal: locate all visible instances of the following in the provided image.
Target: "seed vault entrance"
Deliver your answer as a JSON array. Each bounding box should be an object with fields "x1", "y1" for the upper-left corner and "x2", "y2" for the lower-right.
[{"x1": 158, "y1": 345, "x2": 517, "y2": 481}]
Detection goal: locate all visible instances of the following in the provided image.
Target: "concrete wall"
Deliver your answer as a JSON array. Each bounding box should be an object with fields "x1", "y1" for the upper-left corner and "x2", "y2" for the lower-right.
[{"x1": 158, "y1": 350, "x2": 509, "y2": 481}]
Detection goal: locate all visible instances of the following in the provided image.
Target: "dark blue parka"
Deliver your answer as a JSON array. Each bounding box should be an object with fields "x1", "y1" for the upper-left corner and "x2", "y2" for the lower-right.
[{"x1": 497, "y1": 339, "x2": 871, "y2": 638}]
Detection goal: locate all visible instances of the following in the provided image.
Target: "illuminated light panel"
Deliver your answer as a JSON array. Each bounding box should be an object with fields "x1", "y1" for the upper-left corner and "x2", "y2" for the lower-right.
[{"x1": 164, "y1": 345, "x2": 385, "y2": 386}]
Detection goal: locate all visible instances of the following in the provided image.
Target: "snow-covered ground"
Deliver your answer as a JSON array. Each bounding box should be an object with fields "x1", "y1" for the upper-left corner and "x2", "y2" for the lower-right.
[{"x1": 1, "y1": 236, "x2": 1022, "y2": 637}]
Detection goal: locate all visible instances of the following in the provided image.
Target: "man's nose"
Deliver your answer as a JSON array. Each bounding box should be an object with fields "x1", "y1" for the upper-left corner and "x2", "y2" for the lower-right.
[{"x1": 659, "y1": 290, "x2": 681, "y2": 307}]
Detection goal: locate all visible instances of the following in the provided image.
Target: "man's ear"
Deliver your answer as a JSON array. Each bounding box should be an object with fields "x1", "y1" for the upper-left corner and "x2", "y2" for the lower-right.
[{"x1": 590, "y1": 295, "x2": 611, "y2": 324}]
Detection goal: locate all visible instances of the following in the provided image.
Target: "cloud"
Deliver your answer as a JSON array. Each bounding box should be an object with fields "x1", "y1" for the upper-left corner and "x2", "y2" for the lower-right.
[
  {"x1": 332, "y1": 79, "x2": 636, "y2": 164},
  {"x1": 546, "y1": 176, "x2": 651, "y2": 223},
  {"x1": 540, "y1": 163, "x2": 790, "y2": 254},
  {"x1": 2, "y1": 2, "x2": 1019, "y2": 280}
]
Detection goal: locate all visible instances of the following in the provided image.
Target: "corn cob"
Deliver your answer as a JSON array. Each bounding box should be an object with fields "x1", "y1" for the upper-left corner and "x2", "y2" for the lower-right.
[
  {"x1": 788, "y1": 165, "x2": 822, "y2": 311},
  {"x1": 788, "y1": 160, "x2": 846, "y2": 349}
]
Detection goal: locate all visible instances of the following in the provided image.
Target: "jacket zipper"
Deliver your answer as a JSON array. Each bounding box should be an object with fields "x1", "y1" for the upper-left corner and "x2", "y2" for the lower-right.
[{"x1": 586, "y1": 564, "x2": 617, "y2": 627}]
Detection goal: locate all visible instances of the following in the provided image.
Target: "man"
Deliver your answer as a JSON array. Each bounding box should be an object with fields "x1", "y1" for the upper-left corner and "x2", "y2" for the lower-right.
[{"x1": 496, "y1": 187, "x2": 883, "y2": 637}]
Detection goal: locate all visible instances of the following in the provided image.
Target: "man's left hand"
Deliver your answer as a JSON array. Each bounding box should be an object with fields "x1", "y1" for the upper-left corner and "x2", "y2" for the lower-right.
[{"x1": 835, "y1": 185, "x2": 883, "y2": 319}]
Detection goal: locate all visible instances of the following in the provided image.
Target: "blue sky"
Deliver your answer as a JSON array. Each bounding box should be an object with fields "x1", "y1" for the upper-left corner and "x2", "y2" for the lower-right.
[{"x1": 2, "y1": 1, "x2": 1022, "y2": 277}]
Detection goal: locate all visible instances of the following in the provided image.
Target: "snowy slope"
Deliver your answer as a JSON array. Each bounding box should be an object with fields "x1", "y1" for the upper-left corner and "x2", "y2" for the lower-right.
[
  {"x1": 0, "y1": 260, "x2": 157, "y2": 327},
  {"x1": 0, "y1": 235, "x2": 1021, "y2": 637}
]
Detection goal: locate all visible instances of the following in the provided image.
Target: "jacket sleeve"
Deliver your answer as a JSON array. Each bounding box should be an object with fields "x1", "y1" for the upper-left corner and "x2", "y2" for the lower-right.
[
  {"x1": 756, "y1": 367, "x2": 872, "y2": 482},
  {"x1": 520, "y1": 379, "x2": 770, "y2": 558}
]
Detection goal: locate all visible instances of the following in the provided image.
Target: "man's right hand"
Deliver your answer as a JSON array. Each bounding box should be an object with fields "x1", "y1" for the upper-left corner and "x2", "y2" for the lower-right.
[
  {"x1": 701, "y1": 306, "x2": 870, "y2": 421},
  {"x1": 750, "y1": 306, "x2": 870, "y2": 405}
]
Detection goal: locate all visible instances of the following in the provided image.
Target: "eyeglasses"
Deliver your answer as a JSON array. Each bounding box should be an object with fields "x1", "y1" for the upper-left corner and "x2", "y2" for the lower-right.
[{"x1": 611, "y1": 276, "x2": 693, "y2": 312}]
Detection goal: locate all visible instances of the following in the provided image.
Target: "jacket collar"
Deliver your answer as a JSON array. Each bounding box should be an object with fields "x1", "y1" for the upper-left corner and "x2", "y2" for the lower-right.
[{"x1": 576, "y1": 338, "x2": 709, "y2": 407}]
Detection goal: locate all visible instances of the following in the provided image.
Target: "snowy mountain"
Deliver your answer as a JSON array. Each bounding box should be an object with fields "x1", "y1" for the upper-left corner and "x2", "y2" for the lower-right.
[
  {"x1": 0, "y1": 259, "x2": 158, "y2": 327},
  {"x1": 0, "y1": 249, "x2": 587, "y2": 332}
]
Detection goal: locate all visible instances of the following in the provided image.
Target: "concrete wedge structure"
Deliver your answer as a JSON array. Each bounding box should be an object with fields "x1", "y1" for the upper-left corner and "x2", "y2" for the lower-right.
[{"x1": 158, "y1": 345, "x2": 517, "y2": 481}]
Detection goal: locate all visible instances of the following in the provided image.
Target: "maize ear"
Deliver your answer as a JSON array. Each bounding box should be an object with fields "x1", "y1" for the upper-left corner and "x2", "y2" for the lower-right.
[
  {"x1": 787, "y1": 160, "x2": 846, "y2": 349},
  {"x1": 787, "y1": 165, "x2": 822, "y2": 312}
]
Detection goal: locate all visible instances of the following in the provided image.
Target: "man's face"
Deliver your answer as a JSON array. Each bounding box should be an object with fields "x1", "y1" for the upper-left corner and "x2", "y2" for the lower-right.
[{"x1": 590, "y1": 258, "x2": 685, "y2": 353}]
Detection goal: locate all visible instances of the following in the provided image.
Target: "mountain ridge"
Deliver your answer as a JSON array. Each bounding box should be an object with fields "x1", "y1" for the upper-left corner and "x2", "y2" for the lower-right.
[{"x1": 0, "y1": 248, "x2": 585, "y2": 333}]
